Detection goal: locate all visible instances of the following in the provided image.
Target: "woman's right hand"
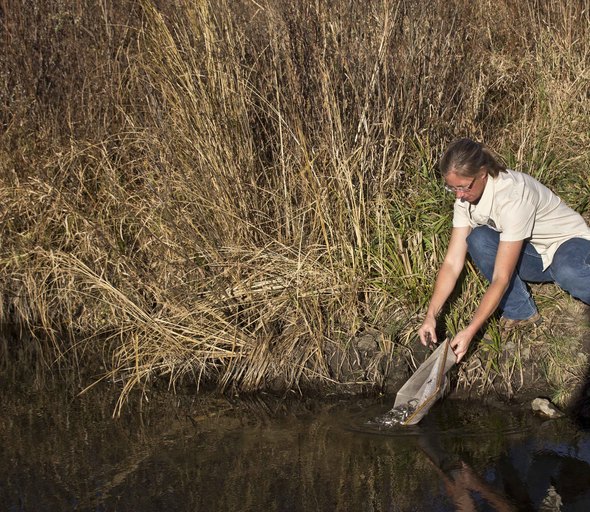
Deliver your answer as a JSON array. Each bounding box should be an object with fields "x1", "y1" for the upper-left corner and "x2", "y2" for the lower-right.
[{"x1": 418, "y1": 317, "x2": 437, "y2": 346}]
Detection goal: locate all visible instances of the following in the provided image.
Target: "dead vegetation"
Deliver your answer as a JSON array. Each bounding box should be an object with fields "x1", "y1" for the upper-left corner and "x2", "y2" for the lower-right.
[{"x1": 1, "y1": 0, "x2": 589, "y2": 411}]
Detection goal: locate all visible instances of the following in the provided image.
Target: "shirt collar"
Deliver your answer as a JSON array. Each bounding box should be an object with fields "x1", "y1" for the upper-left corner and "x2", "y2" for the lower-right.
[{"x1": 466, "y1": 174, "x2": 494, "y2": 221}]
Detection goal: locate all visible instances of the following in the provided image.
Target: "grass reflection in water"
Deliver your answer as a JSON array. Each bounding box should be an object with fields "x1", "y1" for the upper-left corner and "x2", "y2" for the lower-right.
[{"x1": 3, "y1": 387, "x2": 590, "y2": 511}]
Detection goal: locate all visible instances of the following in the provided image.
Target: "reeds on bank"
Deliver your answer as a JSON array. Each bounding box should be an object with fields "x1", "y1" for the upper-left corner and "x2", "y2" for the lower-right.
[{"x1": 1, "y1": 0, "x2": 589, "y2": 409}]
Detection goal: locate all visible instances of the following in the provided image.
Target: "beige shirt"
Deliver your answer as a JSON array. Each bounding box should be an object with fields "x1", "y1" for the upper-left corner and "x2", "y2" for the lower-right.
[{"x1": 453, "y1": 169, "x2": 590, "y2": 270}]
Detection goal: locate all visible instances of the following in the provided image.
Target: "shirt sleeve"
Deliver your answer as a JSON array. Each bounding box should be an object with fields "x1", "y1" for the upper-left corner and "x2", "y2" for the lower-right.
[{"x1": 452, "y1": 200, "x2": 472, "y2": 228}]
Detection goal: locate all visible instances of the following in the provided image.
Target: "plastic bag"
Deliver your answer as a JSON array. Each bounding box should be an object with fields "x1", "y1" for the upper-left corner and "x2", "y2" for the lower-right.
[{"x1": 387, "y1": 338, "x2": 456, "y2": 426}]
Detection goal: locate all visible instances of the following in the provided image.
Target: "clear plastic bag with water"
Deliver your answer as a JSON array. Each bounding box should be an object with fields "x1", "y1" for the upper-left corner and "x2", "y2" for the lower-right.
[{"x1": 378, "y1": 338, "x2": 456, "y2": 427}]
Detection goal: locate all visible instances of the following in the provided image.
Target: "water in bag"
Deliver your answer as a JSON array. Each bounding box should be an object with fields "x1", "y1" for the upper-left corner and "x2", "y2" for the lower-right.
[{"x1": 373, "y1": 338, "x2": 456, "y2": 427}]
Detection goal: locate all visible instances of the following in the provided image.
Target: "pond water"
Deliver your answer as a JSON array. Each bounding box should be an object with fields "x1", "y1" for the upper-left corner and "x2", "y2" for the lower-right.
[{"x1": 3, "y1": 380, "x2": 590, "y2": 512}]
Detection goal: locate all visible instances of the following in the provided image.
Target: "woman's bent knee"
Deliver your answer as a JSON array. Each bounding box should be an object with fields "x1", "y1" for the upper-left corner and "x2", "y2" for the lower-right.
[
  {"x1": 552, "y1": 238, "x2": 590, "y2": 304},
  {"x1": 466, "y1": 226, "x2": 499, "y2": 253}
]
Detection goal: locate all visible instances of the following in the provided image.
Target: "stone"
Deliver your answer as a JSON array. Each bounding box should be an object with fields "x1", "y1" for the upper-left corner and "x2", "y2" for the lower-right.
[
  {"x1": 357, "y1": 334, "x2": 378, "y2": 352},
  {"x1": 531, "y1": 398, "x2": 565, "y2": 419}
]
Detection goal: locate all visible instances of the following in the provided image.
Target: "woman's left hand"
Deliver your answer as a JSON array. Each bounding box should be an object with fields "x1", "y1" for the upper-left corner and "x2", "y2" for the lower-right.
[{"x1": 449, "y1": 330, "x2": 475, "y2": 363}]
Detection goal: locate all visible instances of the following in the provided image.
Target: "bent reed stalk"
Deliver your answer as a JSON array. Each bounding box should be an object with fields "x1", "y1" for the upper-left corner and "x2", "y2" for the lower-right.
[{"x1": 1, "y1": 0, "x2": 589, "y2": 410}]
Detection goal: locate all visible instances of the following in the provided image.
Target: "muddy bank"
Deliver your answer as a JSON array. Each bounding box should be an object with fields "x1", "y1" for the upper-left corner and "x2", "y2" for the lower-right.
[
  {"x1": 1, "y1": 299, "x2": 588, "y2": 419},
  {"x1": 331, "y1": 301, "x2": 590, "y2": 414}
]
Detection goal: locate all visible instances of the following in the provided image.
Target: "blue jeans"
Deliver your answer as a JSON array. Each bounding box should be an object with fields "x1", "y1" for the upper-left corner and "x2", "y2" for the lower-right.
[{"x1": 466, "y1": 226, "x2": 590, "y2": 320}]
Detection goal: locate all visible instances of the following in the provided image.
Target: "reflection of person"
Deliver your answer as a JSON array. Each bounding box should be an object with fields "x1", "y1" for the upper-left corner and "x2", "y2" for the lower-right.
[
  {"x1": 418, "y1": 138, "x2": 590, "y2": 362},
  {"x1": 524, "y1": 451, "x2": 590, "y2": 510},
  {"x1": 418, "y1": 433, "x2": 516, "y2": 511},
  {"x1": 441, "y1": 461, "x2": 516, "y2": 512}
]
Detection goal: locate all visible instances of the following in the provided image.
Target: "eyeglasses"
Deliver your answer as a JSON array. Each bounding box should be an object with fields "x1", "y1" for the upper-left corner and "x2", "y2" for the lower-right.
[{"x1": 444, "y1": 175, "x2": 477, "y2": 194}]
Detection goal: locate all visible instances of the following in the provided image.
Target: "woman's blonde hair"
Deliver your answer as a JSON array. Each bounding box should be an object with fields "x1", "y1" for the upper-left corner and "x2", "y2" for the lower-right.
[{"x1": 439, "y1": 138, "x2": 506, "y2": 178}]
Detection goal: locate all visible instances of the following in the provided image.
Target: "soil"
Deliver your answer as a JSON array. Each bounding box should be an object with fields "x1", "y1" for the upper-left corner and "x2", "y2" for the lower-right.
[{"x1": 335, "y1": 298, "x2": 590, "y2": 416}]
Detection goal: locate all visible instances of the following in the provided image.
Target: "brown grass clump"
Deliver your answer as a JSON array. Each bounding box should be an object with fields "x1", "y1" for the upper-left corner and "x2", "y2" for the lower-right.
[{"x1": 1, "y1": 0, "x2": 589, "y2": 410}]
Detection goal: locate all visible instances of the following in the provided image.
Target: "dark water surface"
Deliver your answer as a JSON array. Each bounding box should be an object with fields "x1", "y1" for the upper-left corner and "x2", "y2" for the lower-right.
[{"x1": 3, "y1": 382, "x2": 590, "y2": 512}]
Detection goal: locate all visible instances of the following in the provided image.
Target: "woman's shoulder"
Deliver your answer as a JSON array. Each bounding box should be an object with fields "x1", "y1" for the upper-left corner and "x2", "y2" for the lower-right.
[
  {"x1": 495, "y1": 169, "x2": 557, "y2": 206},
  {"x1": 494, "y1": 169, "x2": 526, "y2": 195},
  {"x1": 500, "y1": 168, "x2": 545, "y2": 187}
]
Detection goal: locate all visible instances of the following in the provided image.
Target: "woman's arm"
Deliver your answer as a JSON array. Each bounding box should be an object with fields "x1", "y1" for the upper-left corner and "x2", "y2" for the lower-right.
[
  {"x1": 418, "y1": 226, "x2": 471, "y2": 345},
  {"x1": 450, "y1": 239, "x2": 524, "y2": 361}
]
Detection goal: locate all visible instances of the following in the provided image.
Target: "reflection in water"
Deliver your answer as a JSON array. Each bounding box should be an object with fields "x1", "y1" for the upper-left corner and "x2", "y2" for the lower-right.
[
  {"x1": 417, "y1": 433, "x2": 516, "y2": 511},
  {"x1": 2, "y1": 383, "x2": 590, "y2": 511},
  {"x1": 411, "y1": 408, "x2": 590, "y2": 511}
]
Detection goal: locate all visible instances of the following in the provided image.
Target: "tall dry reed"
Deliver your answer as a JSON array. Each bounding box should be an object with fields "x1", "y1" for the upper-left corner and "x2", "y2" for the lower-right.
[{"x1": 1, "y1": 0, "x2": 589, "y2": 410}]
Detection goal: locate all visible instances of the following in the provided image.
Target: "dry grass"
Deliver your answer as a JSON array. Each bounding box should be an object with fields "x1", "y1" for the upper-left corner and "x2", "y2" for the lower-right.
[{"x1": 1, "y1": 0, "x2": 589, "y2": 410}]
